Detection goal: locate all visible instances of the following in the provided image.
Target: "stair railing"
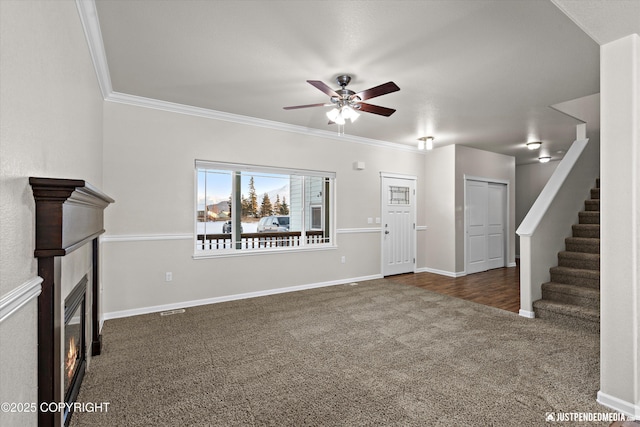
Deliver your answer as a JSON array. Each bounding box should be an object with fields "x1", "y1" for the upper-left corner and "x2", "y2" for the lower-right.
[{"x1": 516, "y1": 135, "x2": 599, "y2": 317}]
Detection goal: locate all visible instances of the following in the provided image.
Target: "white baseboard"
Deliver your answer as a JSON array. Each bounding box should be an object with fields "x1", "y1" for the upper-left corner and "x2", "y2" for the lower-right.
[
  {"x1": 597, "y1": 390, "x2": 640, "y2": 418},
  {"x1": 415, "y1": 267, "x2": 465, "y2": 278},
  {"x1": 104, "y1": 274, "x2": 383, "y2": 320},
  {"x1": 519, "y1": 309, "x2": 535, "y2": 318},
  {"x1": 0, "y1": 277, "x2": 43, "y2": 323},
  {"x1": 507, "y1": 262, "x2": 517, "y2": 267}
]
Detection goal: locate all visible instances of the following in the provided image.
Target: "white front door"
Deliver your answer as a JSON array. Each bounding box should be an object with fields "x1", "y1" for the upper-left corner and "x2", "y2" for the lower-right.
[
  {"x1": 381, "y1": 175, "x2": 416, "y2": 276},
  {"x1": 465, "y1": 179, "x2": 506, "y2": 274}
]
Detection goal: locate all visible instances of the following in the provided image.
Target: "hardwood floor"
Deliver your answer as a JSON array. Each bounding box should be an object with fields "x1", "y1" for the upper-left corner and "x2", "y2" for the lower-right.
[{"x1": 387, "y1": 263, "x2": 520, "y2": 313}]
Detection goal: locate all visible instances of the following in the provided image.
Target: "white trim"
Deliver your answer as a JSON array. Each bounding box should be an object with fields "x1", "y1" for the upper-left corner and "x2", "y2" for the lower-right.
[
  {"x1": 192, "y1": 244, "x2": 337, "y2": 259},
  {"x1": 102, "y1": 234, "x2": 192, "y2": 243},
  {"x1": 596, "y1": 390, "x2": 640, "y2": 419},
  {"x1": 104, "y1": 274, "x2": 383, "y2": 320},
  {"x1": 195, "y1": 160, "x2": 335, "y2": 179},
  {"x1": 76, "y1": 0, "x2": 112, "y2": 98},
  {"x1": 516, "y1": 139, "x2": 589, "y2": 237},
  {"x1": 414, "y1": 267, "x2": 465, "y2": 278},
  {"x1": 519, "y1": 309, "x2": 536, "y2": 319},
  {"x1": 102, "y1": 229, "x2": 387, "y2": 242},
  {"x1": 507, "y1": 262, "x2": 517, "y2": 268},
  {"x1": 336, "y1": 227, "x2": 380, "y2": 234},
  {"x1": 0, "y1": 277, "x2": 43, "y2": 323},
  {"x1": 379, "y1": 172, "x2": 418, "y2": 180},
  {"x1": 107, "y1": 92, "x2": 418, "y2": 153}
]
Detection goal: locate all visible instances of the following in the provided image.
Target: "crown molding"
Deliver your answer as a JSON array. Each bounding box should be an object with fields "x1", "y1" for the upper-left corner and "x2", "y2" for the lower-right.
[
  {"x1": 106, "y1": 92, "x2": 418, "y2": 152},
  {"x1": 77, "y1": 0, "x2": 419, "y2": 153},
  {"x1": 76, "y1": 0, "x2": 112, "y2": 98}
]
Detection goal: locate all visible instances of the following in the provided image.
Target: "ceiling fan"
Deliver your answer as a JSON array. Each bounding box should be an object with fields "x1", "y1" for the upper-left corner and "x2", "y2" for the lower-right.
[{"x1": 283, "y1": 75, "x2": 400, "y2": 125}]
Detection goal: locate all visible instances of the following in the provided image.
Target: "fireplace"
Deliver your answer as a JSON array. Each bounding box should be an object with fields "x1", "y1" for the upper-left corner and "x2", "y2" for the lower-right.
[
  {"x1": 63, "y1": 276, "x2": 87, "y2": 424},
  {"x1": 30, "y1": 177, "x2": 114, "y2": 427}
]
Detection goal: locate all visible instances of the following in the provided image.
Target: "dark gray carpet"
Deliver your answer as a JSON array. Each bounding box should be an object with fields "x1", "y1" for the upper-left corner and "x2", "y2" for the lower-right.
[{"x1": 71, "y1": 278, "x2": 607, "y2": 426}]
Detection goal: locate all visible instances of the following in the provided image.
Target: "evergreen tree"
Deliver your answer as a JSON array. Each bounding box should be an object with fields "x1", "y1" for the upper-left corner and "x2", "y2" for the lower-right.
[
  {"x1": 280, "y1": 195, "x2": 289, "y2": 215},
  {"x1": 240, "y1": 194, "x2": 246, "y2": 217},
  {"x1": 260, "y1": 193, "x2": 273, "y2": 217},
  {"x1": 274, "y1": 194, "x2": 282, "y2": 216},
  {"x1": 248, "y1": 177, "x2": 258, "y2": 217}
]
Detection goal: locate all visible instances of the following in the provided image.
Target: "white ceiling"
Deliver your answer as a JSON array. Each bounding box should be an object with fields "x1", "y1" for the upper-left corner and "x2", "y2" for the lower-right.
[{"x1": 93, "y1": 0, "x2": 626, "y2": 164}]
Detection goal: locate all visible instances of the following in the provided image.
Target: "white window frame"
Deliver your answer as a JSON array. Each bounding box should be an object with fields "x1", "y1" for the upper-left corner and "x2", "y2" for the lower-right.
[{"x1": 194, "y1": 160, "x2": 336, "y2": 258}]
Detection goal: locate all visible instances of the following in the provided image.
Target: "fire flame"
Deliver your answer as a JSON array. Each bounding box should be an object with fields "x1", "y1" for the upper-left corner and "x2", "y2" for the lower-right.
[{"x1": 65, "y1": 336, "x2": 79, "y2": 383}]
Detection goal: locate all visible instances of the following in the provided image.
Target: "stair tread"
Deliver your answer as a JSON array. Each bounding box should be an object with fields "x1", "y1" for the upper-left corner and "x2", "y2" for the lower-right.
[
  {"x1": 550, "y1": 266, "x2": 600, "y2": 277},
  {"x1": 542, "y1": 282, "x2": 600, "y2": 297},
  {"x1": 565, "y1": 237, "x2": 600, "y2": 242},
  {"x1": 533, "y1": 299, "x2": 600, "y2": 320},
  {"x1": 558, "y1": 251, "x2": 600, "y2": 260}
]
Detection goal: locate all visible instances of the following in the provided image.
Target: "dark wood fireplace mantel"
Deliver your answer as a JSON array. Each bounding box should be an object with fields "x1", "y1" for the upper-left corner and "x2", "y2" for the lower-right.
[{"x1": 30, "y1": 177, "x2": 114, "y2": 427}]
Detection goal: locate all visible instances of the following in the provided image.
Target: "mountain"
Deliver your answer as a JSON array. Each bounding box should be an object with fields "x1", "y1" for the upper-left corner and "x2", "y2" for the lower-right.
[{"x1": 265, "y1": 183, "x2": 290, "y2": 205}]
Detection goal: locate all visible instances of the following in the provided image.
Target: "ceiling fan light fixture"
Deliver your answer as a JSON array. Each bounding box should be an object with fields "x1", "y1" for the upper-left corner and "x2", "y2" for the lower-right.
[
  {"x1": 326, "y1": 108, "x2": 340, "y2": 122},
  {"x1": 538, "y1": 156, "x2": 551, "y2": 163},
  {"x1": 527, "y1": 141, "x2": 542, "y2": 150},
  {"x1": 342, "y1": 106, "x2": 360, "y2": 122}
]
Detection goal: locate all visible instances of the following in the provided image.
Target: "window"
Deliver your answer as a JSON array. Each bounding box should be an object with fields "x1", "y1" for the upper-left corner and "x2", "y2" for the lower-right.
[{"x1": 195, "y1": 160, "x2": 335, "y2": 254}]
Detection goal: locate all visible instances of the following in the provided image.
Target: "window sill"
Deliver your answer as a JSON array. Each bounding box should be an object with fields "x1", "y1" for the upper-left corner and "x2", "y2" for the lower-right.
[{"x1": 192, "y1": 244, "x2": 337, "y2": 260}]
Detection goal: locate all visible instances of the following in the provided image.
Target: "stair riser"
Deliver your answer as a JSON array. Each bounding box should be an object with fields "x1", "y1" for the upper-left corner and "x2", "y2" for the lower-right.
[
  {"x1": 541, "y1": 289, "x2": 600, "y2": 309},
  {"x1": 591, "y1": 188, "x2": 600, "y2": 199},
  {"x1": 565, "y1": 241, "x2": 599, "y2": 254},
  {"x1": 534, "y1": 307, "x2": 599, "y2": 333},
  {"x1": 550, "y1": 272, "x2": 599, "y2": 289},
  {"x1": 584, "y1": 200, "x2": 600, "y2": 211},
  {"x1": 558, "y1": 257, "x2": 600, "y2": 271},
  {"x1": 578, "y1": 212, "x2": 600, "y2": 224},
  {"x1": 572, "y1": 225, "x2": 600, "y2": 238}
]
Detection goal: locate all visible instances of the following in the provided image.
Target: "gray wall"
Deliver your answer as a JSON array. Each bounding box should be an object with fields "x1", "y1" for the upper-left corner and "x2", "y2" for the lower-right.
[
  {"x1": 0, "y1": 1, "x2": 104, "y2": 425},
  {"x1": 599, "y1": 33, "x2": 640, "y2": 416},
  {"x1": 515, "y1": 160, "x2": 560, "y2": 256},
  {"x1": 423, "y1": 145, "x2": 516, "y2": 275},
  {"x1": 100, "y1": 101, "x2": 426, "y2": 316}
]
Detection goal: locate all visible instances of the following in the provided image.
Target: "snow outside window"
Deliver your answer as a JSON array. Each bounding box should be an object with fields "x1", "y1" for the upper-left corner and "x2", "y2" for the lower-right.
[{"x1": 195, "y1": 160, "x2": 335, "y2": 254}]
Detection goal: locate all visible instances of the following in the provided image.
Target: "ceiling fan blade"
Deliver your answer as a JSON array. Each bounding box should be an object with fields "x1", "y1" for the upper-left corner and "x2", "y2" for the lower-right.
[
  {"x1": 358, "y1": 103, "x2": 396, "y2": 117},
  {"x1": 307, "y1": 80, "x2": 340, "y2": 97},
  {"x1": 283, "y1": 103, "x2": 327, "y2": 110},
  {"x1": 354, "y1": 82, "x2": 400, "y2": 101}
]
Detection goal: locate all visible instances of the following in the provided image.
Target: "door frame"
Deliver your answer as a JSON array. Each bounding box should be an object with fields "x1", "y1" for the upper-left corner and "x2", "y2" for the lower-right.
[
  {"x1": 380, "y1": 172, "x2": 417, "y2": 276},
  {"x1": 463, "y1": 175, "x2": 510, "y2": 275}
]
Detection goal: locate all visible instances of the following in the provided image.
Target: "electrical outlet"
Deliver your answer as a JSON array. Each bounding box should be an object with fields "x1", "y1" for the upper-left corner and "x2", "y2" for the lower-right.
[
  {"x1": 165, "y1": 272, "x2": 173, "y2": 282},
  {"x1": 341, "y1": 256, "x2": 346, "y2": 264}
]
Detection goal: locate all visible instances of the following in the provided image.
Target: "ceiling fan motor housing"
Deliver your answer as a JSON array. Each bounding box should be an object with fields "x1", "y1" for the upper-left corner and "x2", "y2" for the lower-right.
[{"x1": 336, "y1": 74, "x2": 352, "y2": 87}]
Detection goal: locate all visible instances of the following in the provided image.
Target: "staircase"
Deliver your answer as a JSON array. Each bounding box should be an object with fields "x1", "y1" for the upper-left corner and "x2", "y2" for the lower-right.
[{"x1": 533, "y1": 179, "x2": 600, "y2": 333}]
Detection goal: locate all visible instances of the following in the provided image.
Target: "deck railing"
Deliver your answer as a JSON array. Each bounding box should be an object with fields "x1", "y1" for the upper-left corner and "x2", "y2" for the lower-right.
[{"x1": 196, "y1": 230, "x2": 326, "y2": 251}]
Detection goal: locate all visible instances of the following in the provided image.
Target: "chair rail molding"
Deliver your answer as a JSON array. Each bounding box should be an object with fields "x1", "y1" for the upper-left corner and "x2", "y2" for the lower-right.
[{"x1": 0, "y1": 277, "x2": 43, "y2": 323}]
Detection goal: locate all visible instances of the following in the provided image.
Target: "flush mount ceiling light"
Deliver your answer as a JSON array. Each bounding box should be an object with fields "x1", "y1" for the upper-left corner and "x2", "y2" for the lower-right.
[
  {"x1": 538, "y1": 156, "x2": 551, "y2": 163},
  {"x1": 418, "y1": 136, "x2": 434, "y2": 150},
  {"x1": 526, "y1": 141, "x2": 542, "y2": 150}
]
